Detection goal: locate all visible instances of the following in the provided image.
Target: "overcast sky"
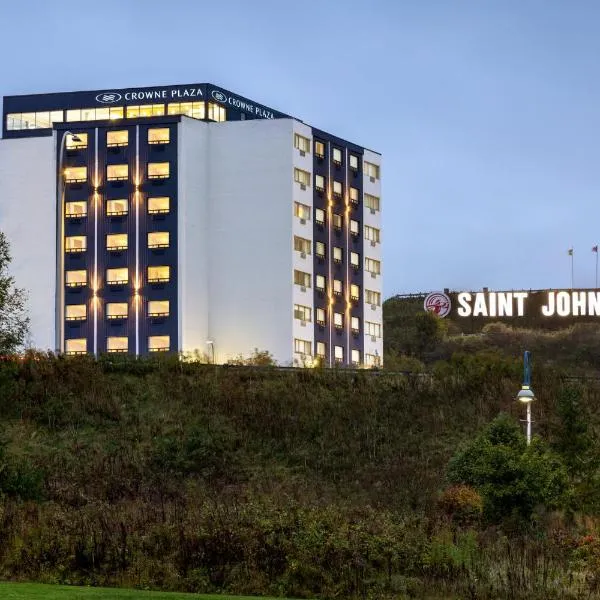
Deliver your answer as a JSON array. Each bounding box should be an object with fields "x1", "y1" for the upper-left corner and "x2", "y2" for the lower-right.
[{"x1": 2, "y1": 0, "x2": 599, "y2": 297}]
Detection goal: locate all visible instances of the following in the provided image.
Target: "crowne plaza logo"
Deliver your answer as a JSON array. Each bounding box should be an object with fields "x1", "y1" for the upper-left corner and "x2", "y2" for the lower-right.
[{"x1": 95, "y1": 92, "x2": 122, "y2": 104}]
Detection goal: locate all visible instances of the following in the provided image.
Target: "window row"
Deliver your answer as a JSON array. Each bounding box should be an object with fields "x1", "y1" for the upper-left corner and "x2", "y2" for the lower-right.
[
  {"x1": 66, "y1": 128, "x2": 170, "y2": 151},
  {"x1": 66, "y1": 300, "x2": 170, "y2": 321},
  {"x1": 294, "y1": 304, "x2": 362, "y2": 332},
  {"x1": 65, "y1": 232, "x2": 170, "y2": 253},
  {"x1": 295, "y1": 170, "x2": 364, "y2": 202},
  {"x1": 65, "y1": 335, "x2": 170, "y2": 355},
  {"x1": 294, "y1": 271, "x2": 360, "y2": 299},
  {"x1": 66, "y1": 196, "x2": 170, "y2": 217},
  {"x1": 294, "y1": 339, "x2": 361, "y2": 365},
  {"x1": 64, "y1": 162, "x2": 170, "y2": 183},
  {"x1": 65, "y1": 266, "x2": 170, "y2": 287}
]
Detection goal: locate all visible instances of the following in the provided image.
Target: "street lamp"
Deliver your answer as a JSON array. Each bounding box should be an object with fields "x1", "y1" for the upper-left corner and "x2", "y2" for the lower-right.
[
  {"x1": 206, "y1": 340, "x2": 215, "y2": 364},
  {"x1": 517, "y1": 350, "x2": 536, "y2": 445}
]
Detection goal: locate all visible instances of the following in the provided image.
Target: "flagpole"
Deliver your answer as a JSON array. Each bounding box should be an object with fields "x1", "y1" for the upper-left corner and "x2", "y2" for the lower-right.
[
  {"x1": 570, "y1": 248, "x2": 574, "y2": 290},
  {"x1": 596, "y1": 250, "x2": 598, "y2": 288}
]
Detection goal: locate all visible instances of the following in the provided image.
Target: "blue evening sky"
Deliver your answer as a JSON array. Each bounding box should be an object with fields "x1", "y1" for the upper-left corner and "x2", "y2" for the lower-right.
[{"x1": 2, "y1": 0, "x2": 599, "y2": 297}]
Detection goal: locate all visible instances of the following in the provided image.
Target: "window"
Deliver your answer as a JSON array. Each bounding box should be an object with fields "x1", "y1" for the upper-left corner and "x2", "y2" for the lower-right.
[
  {"x1": 65, "y1": 201, "x2": 87, "y2": 218},
  {"x1": 334, "y1": 312, "x2": 343, "y2": 329},
  {"x1": 107, "y1": 164, "x2": 128, "y2": 181},
  {"x1": 207, "y1": 102, "x2": 226, "y2": 122},
  {"x1": 107, "y1": 268, "x2": 129, "y2": 285},
  {"x1": 65, "y1": 304, "x2": 86, "y2": 321},
  {"x1": 64, "y1": 167, "x2": 87, "y2": 183},
  {"x1": 316, "y1": 341, "x2": 326, "y2": 357},
  {"x1": 294, "y1": 202, "x2": 310, "y2": 221},
  {"x1": 6, "y1": 110, "x2": 63, "y2": 130},
  {"x1": 334, "y1": 345, "x2": 344, "y2": 363},
  {"x1": 314, "y1": 140, "x2": 325, "y2": 158},
  {"x1": 148, "y1": 232, "x2": 170, "y2": 249},
  {"x1": 365, "y1": 289, "x2": 381, "y2": 306},
  {"x1": 366, "y1": 321, "x2": 382, "y2": 338},
  {"x1": 96, "y1": 107, "x2": 110, "y2": 120},
  {"x1": 294, "y1": 168, "x2": 310, "y2": 188},
  {"x1": 333, "y1": 214, "x2": 343, "y2": 230},
  {"x1": 315, "y1": 274, "x2": 326, "y2": 291},
  {"x1": 333, "y1": 279, "x2": 343, "y2": 296},
  {"x1": 350, "y1": 219, "x2": 359, "y2": 236},
  {"x1": 107, "y1": 130, "x2": 128, "y2": 147},
  {"x1": 315, "y1": 241, "x2": 326, "y2": 258},
  {"x1": 148, "y1": 266, "x2": 170, "y2": 283},
  {"x1": 332, "y1": 148, "x2": 342, "y2": 166},
  {"x1": 65, "y1": 235, "x2": 86, "y2": 253},
  {"x1": 365, "y1": 258, "x2": 381, "y2": 276},
  {"x1": 350, "y1": 187, "x2": 359, "y2": 205},
  {"x1": 293, "y1": 270, "x2": 311, "y2": 288},
  {"x1": 107, "y1": 233, "x2": 128, "y2": 251},
  {"x1": 106, "y1": 303, "x2": 128, "y2": 320},
  {"x1": 365, "y1": 194, "x2": 380, "y2": 212},
  {"x1": 107, "y1": 336, "x2": 128, "y2": 353},
  {"x1": 294, "y1": 236, "x2": 311, "y2": 255},
  {"x1": 66, "y1": 133, "x2": 88, "y2": 150},
  {"x1": 148, "y1": 300, "x2": 170, "y2": 317},
  {"x1": 168, "y1": 102, "x2": 205, "y2": 119},
  {"x1": 366, "y1": 353, "x2": 381, "y2": 368},
  {"x1": 333, "y1": 181, "x2": 342, "y2": 197},
  {"x1": 148, "y1": 197, "x2": 170, "y2": 214},
  {"x1": 350, "y1": 252, "x2": 360, "y2": 268},
  {"x1": 109, "y1": 107, "x2": 124, "y2": 120},
  {"x1": 316, "y1": 308, "x2": 326, "y2": 325},
  {"x1": 294, "y1": 338, "x2": 312, "y2": 356},
  {"x1": 294, "y1": 133, "x2": 310, "y2": 154},
  {"x1": 365, "y1": 161, "x2": 380, "y2": 180},
  {"x1": 65, "y1": 270, "x2": 87, "y2": 287},
  {"x1": 149, "y1": 335, "x2": 170, "y2": 352},
  {"x1": 106, "y1": 199, "x2": 128, "y2": 216},
  {"x1": 351, "y1": 316, "x2": 360, "y2": 332},
  {"x1": 127, "y1": 104, "x2": 165, "y2": 118},
  {"x1": 351, "y1": 349, "x2": 360, "y2": 365},
  {"x1": 333, "y1": 247, "x2": 343, "y2": 264},
  {"x1": 65, "y1": 338, "x2": 87, "y2": 355},
  {"x1": 349, "y1": 154, "x2": 359, "y2": 171},
  {"x1": 315, "y1": 208, "x2": 325, "y2": 225},
  {"x1": 294, "y1": 304, "x2": 312, "y2": 322},
  {"x1": 66, "y1": 109, "x2": 82, "y2": 122},
  {"x1": 148, "y1": 127, "x2": 170, "y2": 144},
  {"x1": 365, "y1": 225, "x2": 381, "y2": 244},
  {"x1": 315, "y1": 174, "x2": 325, "y2": 192},
  {"x1": 148, "y1": 162, "x2": 170, "y2": 179},
  {"x1": 350, "y1": 284, "x2": 360, "y2": 301}
]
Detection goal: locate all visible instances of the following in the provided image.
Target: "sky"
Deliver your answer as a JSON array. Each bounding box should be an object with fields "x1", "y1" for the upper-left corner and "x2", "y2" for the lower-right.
[{"x1": 2, "y1": 0, "x2": 600, "y2": 297}]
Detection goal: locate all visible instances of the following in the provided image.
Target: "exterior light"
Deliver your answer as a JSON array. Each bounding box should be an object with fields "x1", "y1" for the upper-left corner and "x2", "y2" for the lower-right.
[
  {"x1": 70, "y1": 134, "x2": 82, "y2": 143},
  {"x1": 516, "y1": 351, "x2": 536, "y2": 445},
  {"x1": 517, "y1": 386, "x2": 535, "y2": 403}
]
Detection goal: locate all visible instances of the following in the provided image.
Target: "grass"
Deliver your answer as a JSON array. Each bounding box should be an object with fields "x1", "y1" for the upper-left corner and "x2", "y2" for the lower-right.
[{"x1": 0, "y1": 582, "x2": 287, "y2": 600}]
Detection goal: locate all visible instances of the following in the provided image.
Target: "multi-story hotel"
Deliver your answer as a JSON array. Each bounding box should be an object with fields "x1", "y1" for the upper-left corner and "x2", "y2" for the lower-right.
[{"x1": 0, "y1": 83, "x2": 382, "y2": 366}]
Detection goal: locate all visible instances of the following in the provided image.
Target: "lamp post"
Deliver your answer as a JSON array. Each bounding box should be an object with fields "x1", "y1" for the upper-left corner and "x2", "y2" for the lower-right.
[
  {"x1": 56, "y1": 131, "x2": 82, "y2": 353},
  {"x1": 206, "y1": 340, "x2": 215, "y2": 364},
  {"x1": 516, "y1": 350, "x2": 536, "y2": 445}
]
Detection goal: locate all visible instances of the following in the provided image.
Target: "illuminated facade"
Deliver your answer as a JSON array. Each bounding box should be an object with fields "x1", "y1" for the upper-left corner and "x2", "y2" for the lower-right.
[{"x1": 0, "y1": 83, "x2": 382, "y2": 366}]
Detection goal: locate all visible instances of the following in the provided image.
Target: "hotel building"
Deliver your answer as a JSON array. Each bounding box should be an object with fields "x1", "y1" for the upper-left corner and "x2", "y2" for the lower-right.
[{"x1": 0, "y1": 83, "x2": 382, "y2": 366}]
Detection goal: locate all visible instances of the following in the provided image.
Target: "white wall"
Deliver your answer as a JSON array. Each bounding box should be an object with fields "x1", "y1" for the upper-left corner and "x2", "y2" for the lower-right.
[{"x1": 0, "y1": 136, "x2": 55, "y2": 350}]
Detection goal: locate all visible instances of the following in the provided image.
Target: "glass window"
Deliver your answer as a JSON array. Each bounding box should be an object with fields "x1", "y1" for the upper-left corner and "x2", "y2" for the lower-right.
[
  {"x1": 6, "y1": 114, "x2": 21, "y2": 130},
  {"x1": 168, "y1": 101, "x2": 205, "y2": 119},
  {"x1": 293, "y1": 270, "x2": 311, "y2": 288},
  {"x1": 106, "y1": 303, "x2": 128, "y2": 320},
  {"x1": 315, "y1": 208, "x2": 325, "y2": 225},
  {"x1": 107, "y1": 164, "x2": 128, "y2": 181},
  {"x1": 334, "y1": 346, "x2": 344, "y2": 362},
  {"x1": 349, "y1": 154, "x2": 359, "y2": 171},
  {"x1": 148, "y1": 197, "x2": 170, "y2": 214},
  {"x1": 350, "y1": 252, "x2": 360, "y2": 268},
  {"x1": 107, "y1": 130, "x2": 128, "y2": 147},
  {"x1": 294, "y1": 304, "x2": 312, "y2": 321},
  {"x1": 149, "y1": 335, "x2": 170, "y2": 352},
  {"x1": 365, "y1": 161, "x2": 380, "y2": 180},
  {"x1": 316, "y1": 341, "x2": 326, "y2": 357},
  {"x1": 294, "y1": 338, "x2": 311, "y2": 355},
  {"x1": 106, "y1": 268, "x2": 129, "y2": 285},
  {"x1": 65, "y1": 338, "x2": 87, "y2": 355},
  {"x1": 294, "y1": 202, "x2": 310, "y2": 221},
  {"x1": 106, "y1": 199, "x2": 128, "y2": 216},
  {"x1": 20, "y1": 113, "x2": 35, "y2": 129},
  {"x1": 351, "y1": 349, "x2": 360, "y2": 365},
  {"x1": 95, "y1": 107, "x2": 110, "y2": 120},
  {"x1": 315, "y1": 241, "x2": 326, "y2": 258},
  {"x1": 334, "y1": 312, "x2": 343, "y2": 328},
  {"x1": 333, "y1": 214, "x2": 342, "y2": 229},
  {"x1": 148, "y1": 266, "x2": 170, "y2": 283},
  {"x1": 366, "y1": 353, "x2": 381, "y2": 368},
  {"x1": 350, "y1": 187, "x2": 359, "y2": 204},
  {"x1": 64, "y1": 167, "x2": 87, "y2": 183},
  {"x1": 148, "y1": 162, "x2": 170, "y2": 179},
  {"x1": 65, "y1": 201, "x2": 87, "y2": 218},
  {"x1": 127, "y1": 105, "x2": 165, "y2": 118},
  {"x1": 148, "y1": 231, "x2": 170, "y2": 249},
  {"x1": 366, "y1": 321, "x2": 382, "y2": 338},
  {"x1": 351, "y1": 316, "x2": 360, "y2": 332},
  {"x1": 315, "y1": 174, "x2": 325, "y2": 191},
  {"x1": 333, "y1": 247, "x2": 343, "y2": 263},
  {"x1": 50, "y1": 110, "x2": 64, "y2": 124},
  {"x1": 65, "y1": 304, "x2": 86, "y2": 321},
  {"x1": 365, "y1": 225, "x2": 380, "y2": 243},
  {"x1": 314, "y1": 140, "x2": 325, "y2": 158},
  {"x1": 66, "y1": 270, "x2": 87, "y2": 287},
  {"x1": 107, "y1": 233, "x2": 128, "y2": 251},
  {"x1": 294, "y1": 133, "x2": 310, "y2": 153},
  {"x1": 81, "y1": 108, "x2": 96, "y2": 121},
  {"x1": 107, "y1": 336, "x2": 128, "y2": 353},
  {"x1": 148, "y1": 128, "x2": 170, "y2": 144},
  {"x1": 365, "y1": 194, "x2": 380, "y2": 211},
  {"x1": 65, "y1": 235, "x2": 86, "y2": 253},
  {"x1": 351, "y1": 284, "x2": 360, "y2": 301},
  {"x1": 332, "y1": 148, "x2": 342, "y2": 165},
  {"x1": 66, "y1": 133, "x2": 88, "y2": 150},
  {"x1": 350, "y1": 219, "x2": 359, "y2": 235},
  {"x1": 207, "y1": 102, "x2": 226, "y2": 121},
  {"x1": 109, "y1": 107, "x2": 124, "y2": 120},
  {"x1": 294, "y1": 236, "x2": 311, "y2": 255},
  {"x1": 294, "y1": 168, "x2": 310, "y2": 187},
  {"x1": 148, "y1": 300, "x2": 169, "y2": 317},
  {"x1": 315, "y1": 274, "x2": 326, "y2": 290},
  {"x1": 365, "y1": 290, "x2": 381, "y2": 306},
  {"x1": 66, "y1": 109, "x2": 81, "y2": 122},
  {"x1": 333, "y1": 279, "x2": 343, "y2": 295},
  {"x1": 316, "y1": 308, "x2": 326, "y2": 325},
  {"x1": 333, "y1": 181, "x2": 342, "y2": 197},
  {"x1": 34, "y1": 112, "x2": 51, "y2": 128},
  {"x1": 365, "y1": 258, "x2": 381, "y2": 275}
]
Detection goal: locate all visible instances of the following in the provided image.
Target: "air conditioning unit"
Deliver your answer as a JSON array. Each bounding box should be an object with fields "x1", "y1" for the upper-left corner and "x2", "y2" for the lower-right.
[
  {"x1": 370, "y1": 240, "x2": 376, "y2": 247},
  {"x1": 300, "y1": 285, "x2": 306, "y2": 292},
  {"x1": 370, "y1": 208, "x2": 376, "y2": 215},
  {"x1": 299, "y1": 150, "x2": 306, "y2": 157},
  {"x1": 371, "y1": 272, "x2": 376, "y2": 278},
  {"x1": 300, "y1": 218, "x2": 306, "y2": 225},
  {"x1": 369, "y1": 176, "x2": 375, "y2": 183},
  {"x1": 371, "y1": 336, "x2": 377, "y2": 342},
  {"x1": 300, "y1": 320, "x2": 306, "y2": 327},
  {"x1": 300, "y1": 183, "x2": 306, "y2": 191},
  {"x1": 300, "y1": 251, "x2": 306, "y2": 259},
  {"x1": 371, "y1": 304, "x2": 377, "y2": 311}
]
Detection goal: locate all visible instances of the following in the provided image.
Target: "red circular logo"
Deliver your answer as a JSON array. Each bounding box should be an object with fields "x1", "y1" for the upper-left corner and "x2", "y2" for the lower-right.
[{"x1": 424, "y1": 292, "x2": 451, "y2": 318}]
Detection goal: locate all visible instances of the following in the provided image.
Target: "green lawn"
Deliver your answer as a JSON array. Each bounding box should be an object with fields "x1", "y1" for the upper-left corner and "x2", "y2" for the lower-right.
[{"x1": 0, "y1": 582, "x2": 287, "y2": 600}]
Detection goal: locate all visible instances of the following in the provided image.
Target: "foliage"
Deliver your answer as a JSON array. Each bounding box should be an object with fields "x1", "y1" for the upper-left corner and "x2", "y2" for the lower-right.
[
  {"x1": 438, "y1": 485, "x2": 483, "y2": 526},
  {"x1": 225, "y1": 348, "x2": 277, "y2": 366}
]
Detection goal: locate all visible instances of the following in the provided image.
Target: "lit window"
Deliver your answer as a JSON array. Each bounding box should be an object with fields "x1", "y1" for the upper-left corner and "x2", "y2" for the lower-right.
[
  {"x1": 315, "y1": 274, "x2": 326, "y2": 291},
  {"x1": 365, "y1": 258, "x2": 381, "y2": 276},
  {"x1": 333, "y1": 214, "x2": 343, "y2": 230},
  {"x1": 334, "y1": 312, "x2": 343, "y2": 328},
  {"x1": 106, "y1": 303, "x2": 128, "y2": 320},
  {"x1": 294, "y1": 270, "x2": 311, "y2": 288},
  {"x1": 315, "y1": 208, "x2": 325, "y2": 225},
  {"x1": 294, "y1": 133, "x2": 310, "y2": 154},
  {"x1": 294, "y1": 304, "x2": 312, "y2": 322},
  {"x1": 168, "y1": 102, "x2": 205, "y2": 119},
  {"x1": 332, "y1": 148, "x2": 342, "y2": 165},
  {"x1": 106, "y1": 199, "x2": 128, "y2": 216},
  {"x1": 65, "y1": 304, "x2": 86, "y2": 322},
  {"x1": 148, "y1": 231, "x2": 170, "y2": 249},
  {"x1": 349, "y1": 154, "x2": 359, "y2": 171},
  {"x1": 351, "y1": 349, "x2": 360, "y2": 365},
  {"x1": 81, "y1": 108, "x2": 97, "y2": 121},
  {"x1": 294, "y1": 202, "x2": 310, "y2": 221},
  {"x1": 127, "y1": 105, "x2": 165, "y2": 118},
  {"x1": 316, "y1": 341, "x2": 326, "y2": 357},
  {"x1": 107, "y1": 336, "x2": 128, "y2": 353},
  {"x1": 29, "y1": 111, "x2": 63, "y2": 128},
  {"x1": 66, "y1": 133, "x2": 88, "y2": 150},
  {"x1": 365, "y1": 289, "x2": 381, "y2": 306},
  {"x1": 65, "y1": 201, "x2": 87, "y2": 218},
  {"x1": 333, "y1": 247, "x2": 343, "y2": 264},
  {"x1": 294, "y1": 338, "x2": 312, "y2": 356},
  {"x1": 315, "y1": 241, "x2": 326, "y2": 258},
  {"x1": 333, "y1": 279, "x2": 343, "y2": 296},
  {"x1": 64, "y1": 167, "x2": 87, "y2": 183},
  {"x1": 350, "y1": 187, "x2": 359, "y2": 205},
  {"x1": 207, "y1": 102, "x2": 226, "y2": 122},
  {"x1": 365, "y1": 194, "x2": 380, "y2": 212},
  {"x1": 6, "y1": 114, "x2": 21, "y2": 130},
  {"x1": 148, "y1": 128, "x2": 170, "y2": 145},
  {"x1": 365, "y1": 161, "x2": 380, "y2": 180},
  {"x1": 51, "y1": 111, "x2": 64, "y2": 125},
  {"x1": 148, "y1": 300, "x2": 169, "y2": 317},
  {"x1": 350, "y1": 252, "x2": 360, "y2": 268},
  {"x1": 350, "y1": 284, "x2": 360, "y2": 301},
  {"x1": 65, "y1": 338, "x2": 87, "y2": 355},
  {"x1": 366, "y1": 353, "x2": 381, "y2": 368},
  {"x1": 315, "y1": 140, "x2": 325, "y2": 158},
  {"x1": 366, "y1": 321, "x2": 382, "y2": 338},
  {"x1": 65, "y1": 235, "x2": 86, "y2": 253},
  {"x1": 148, "y1": 162, "x2": 170, "y2": 179},
  {"x1": 107, "y1": 164, "x2": 128, "y2": 181},
  {"x1": 333, "y1": 181, "x2": 343, "y2": 197},
  {"x1": 109, "y1": 107, "x2": 124, "y2": 120},
  {"x1": 107, "y1": 130, "x2": 128, "y2": 147},
  {"x1": 65, "y1": 270, "x2": 87, "y2": 287},
  {"x1": 149, "y1": 335, "x2": 170, "y2": 352},
  {"x1": 106, "y1": 268, "x2": 129, "y2": 285},
  {"x1": 294, "y1": 168, "x2": 310, "y2": 188},
  {"x1": 365, "y1": 226, "x2": 381, "y2": 244},
  {"x1": 294, "y1": 236, "x2": 311, "y2": 255},
  {"x1": 148, "y1": 197, "x2": 170, "y2": 214},
  {"x1": 334, "y1": 346, "x2": 344, "y2": 362},
  {"x1": 316, "y1": 308, "x2": 326, "y2": 325},
  {"x1": 351, "y1": 316, "x2": 360, "y2": 332},
  {"x1": 148, "y1": 266, "x2": 170, "y2": 283},
  {"x1": 66, "y1": 109, "x2": 82, "y2": 122},
  {"x1": 96, "y1": 107, "x2": 110, "y2": 120},
  {"x1": 315, "y1": 174, "x2": 325, "y2": 192},
  {"x1": 350, "y1": 219, "x2": 359, "y2": 236},
  {"x1": 107, "y1": 233, "x2": 128, "y2": 251}
]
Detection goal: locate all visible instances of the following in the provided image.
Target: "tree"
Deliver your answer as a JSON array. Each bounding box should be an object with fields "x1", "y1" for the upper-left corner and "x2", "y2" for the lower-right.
[{"x1": 0, "y1": 232, "x2": 29, "y2": 354}]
